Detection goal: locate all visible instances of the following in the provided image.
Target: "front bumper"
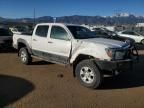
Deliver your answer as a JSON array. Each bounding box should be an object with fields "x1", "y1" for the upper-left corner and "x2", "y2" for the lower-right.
[
  {"x1": 96, "y1": 45, "x2": 138, "y2": 72},
  {"x1": 96, "y1": 59, "x2": 133, "y2": 72}
]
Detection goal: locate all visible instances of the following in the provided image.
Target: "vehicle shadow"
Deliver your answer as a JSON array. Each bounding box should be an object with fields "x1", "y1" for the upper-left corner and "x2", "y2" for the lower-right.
[
  {"x1": 0, "y1": 75, "x2": 35, "y2": 107},
  {"x1": 30, "y1": 61, "x2": 54, "y2": 65},
  {"x1": 99, "y1": 55, "x2": 144, "y2": 90}
]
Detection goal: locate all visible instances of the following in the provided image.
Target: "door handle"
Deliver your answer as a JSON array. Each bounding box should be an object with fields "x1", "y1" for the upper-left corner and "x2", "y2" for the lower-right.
[
  {"x1": 48, "y1": 41, "x2": 53, "y2": 44},
  {"x1": 33, "y1": 39, "x2": 37, "y2": 41}
]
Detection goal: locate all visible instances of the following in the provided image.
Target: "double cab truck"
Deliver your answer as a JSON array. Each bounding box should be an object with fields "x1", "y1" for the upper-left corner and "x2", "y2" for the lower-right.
[{"x1": 13, "y1": 23, "x2": 137, "y2": 89}]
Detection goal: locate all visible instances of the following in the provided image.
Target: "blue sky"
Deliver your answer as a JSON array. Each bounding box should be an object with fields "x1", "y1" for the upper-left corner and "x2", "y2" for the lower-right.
[{"x1": 0, "y1": 0, "x2": 144, "y2": 18}]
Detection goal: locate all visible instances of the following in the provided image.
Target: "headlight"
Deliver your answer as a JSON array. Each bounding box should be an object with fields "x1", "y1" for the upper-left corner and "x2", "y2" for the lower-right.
[
  {"x1": 105, "y1": 48, "x2": 126, "y2": 60},
  {"x1": 105, "y1": 48, "x2": 115, "y2": 59}
]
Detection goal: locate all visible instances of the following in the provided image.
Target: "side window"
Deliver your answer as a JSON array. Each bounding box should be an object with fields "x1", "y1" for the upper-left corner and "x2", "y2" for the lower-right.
[
  {"x1": 50, "y1": 26, "x2": 69, "y2": 40},
  {"x1": 122, "y1": 31, "x2": 129, "y2": 34},
  {"x1": 35, "y1": 26, "x2": 49, "y2": 37},
  {"x1": 127, "y1": 32, "x2": 135, "y2": 35},
  {"x1": 130, "y1": 32, "x2": 139, "y2": 36},
  {"x1": 122, "y1": 31, "x2": 138, "y2": 36}
]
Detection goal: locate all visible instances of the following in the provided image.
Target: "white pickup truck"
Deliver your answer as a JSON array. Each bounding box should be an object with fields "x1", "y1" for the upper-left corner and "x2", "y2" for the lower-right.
[{"x1": 13, "y1": 23, "x2": 137, "y2": 89}]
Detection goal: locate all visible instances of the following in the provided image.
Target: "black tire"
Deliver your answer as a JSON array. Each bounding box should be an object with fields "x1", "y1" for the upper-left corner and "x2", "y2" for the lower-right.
[
  {"x1": 141, "y1": 39, "x2": 144, "y2": 45},
  {"x1": 75, "y1": 59, "x2": 103, "y2": 89},
  {"x1": 19, "y1": 47, "x2": 32, "y2": 65}
]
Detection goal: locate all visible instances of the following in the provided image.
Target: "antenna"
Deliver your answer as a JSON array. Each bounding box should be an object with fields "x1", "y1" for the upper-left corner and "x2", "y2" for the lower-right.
[{"x1": 33, "y1": 8, "x2": 36, "y2": 26}]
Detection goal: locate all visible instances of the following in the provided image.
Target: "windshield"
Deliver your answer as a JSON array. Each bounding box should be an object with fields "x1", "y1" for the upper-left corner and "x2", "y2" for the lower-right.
[{"x1": 67, "y1": 26, "x2": 97, "y2": 39}]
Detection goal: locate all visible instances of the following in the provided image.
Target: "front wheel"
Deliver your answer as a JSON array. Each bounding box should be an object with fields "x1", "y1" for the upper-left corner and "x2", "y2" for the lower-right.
[
  {"x1": 19, "y1": 47, "x2": 32, "y2": 65},
  {"x1": 75, "y1": 60, "x2": 103, "y2": 89}
]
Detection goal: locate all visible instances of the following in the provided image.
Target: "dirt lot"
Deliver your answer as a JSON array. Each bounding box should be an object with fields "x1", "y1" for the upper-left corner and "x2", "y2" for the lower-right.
[{"x1": 0, "y1": 48, "x2": 144, "y2": 108}]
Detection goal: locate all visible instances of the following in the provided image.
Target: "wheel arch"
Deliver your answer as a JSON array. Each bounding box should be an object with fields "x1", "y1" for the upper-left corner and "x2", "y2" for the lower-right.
[
  {"x1": 17, "y1": 39, "x2": 32, "y2": 55},
  {"x1": 72, "y1": 54, "x2": 97, "y2": 77}
]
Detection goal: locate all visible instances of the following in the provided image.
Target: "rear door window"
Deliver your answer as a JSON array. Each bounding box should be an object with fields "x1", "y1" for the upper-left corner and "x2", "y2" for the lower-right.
[{"x1": 35, "y1": 26, "x2": 49, "y2": 37}]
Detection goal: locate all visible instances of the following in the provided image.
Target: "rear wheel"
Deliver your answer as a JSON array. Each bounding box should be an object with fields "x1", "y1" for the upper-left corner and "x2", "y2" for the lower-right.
[
  {"x1": 19, "y1": 47, "x2": 32, "y2": 65},
  {"x1": 75, "y1": 59, "x2": 103, "y2": 89}
]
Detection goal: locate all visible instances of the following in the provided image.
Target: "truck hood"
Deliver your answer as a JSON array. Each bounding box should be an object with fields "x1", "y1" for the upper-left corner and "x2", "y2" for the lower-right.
[{"x1": 82, "y1": 38, "x2": 129, "y2": 48}]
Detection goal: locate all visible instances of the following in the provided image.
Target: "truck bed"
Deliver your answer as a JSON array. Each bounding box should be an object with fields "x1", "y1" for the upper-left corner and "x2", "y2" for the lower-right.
[{"x1": 13, "y1": 34, "x2": 32, "y2": 49}]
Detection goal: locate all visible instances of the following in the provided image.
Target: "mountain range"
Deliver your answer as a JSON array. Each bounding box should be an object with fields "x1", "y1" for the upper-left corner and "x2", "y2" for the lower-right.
[{"x1": 1, "y1": 14, "x2": 144, "y2": 25}]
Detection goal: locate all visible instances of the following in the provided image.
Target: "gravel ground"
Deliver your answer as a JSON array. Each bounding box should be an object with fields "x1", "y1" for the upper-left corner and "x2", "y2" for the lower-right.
[{"x1": 0, "y1": 49, "x2": 144, "y2": 108}]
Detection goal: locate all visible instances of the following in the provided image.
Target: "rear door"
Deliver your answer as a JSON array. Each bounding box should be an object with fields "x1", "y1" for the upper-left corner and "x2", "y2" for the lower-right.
[
  {"x1": 32, "y1": 25, "x2": 49, "y2": 57},
  {"x1": 46, "y1": 25, "x2": 72, "y2": 64}
]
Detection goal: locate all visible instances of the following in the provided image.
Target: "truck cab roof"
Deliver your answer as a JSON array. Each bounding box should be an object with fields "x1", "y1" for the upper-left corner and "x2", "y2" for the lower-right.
[{"x1": 36, "y1": 23, "x2": 81, "y2": 27}]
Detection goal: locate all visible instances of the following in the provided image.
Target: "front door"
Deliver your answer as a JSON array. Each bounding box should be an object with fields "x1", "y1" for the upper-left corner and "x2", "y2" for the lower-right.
[{"x1": 46, "y1": 26, "x2": 72, "y2": 64}]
